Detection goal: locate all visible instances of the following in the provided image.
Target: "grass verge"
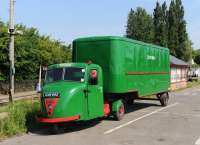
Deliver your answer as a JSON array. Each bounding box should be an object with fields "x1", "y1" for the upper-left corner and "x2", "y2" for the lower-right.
[
  {"x1": 172, "y1": 80, "x2": 200, "y2": 92},
  {"x1": 187, "y1": 80, "x2": 200, "y2": 88},
  {"x1": 0, "y1": 105, "x2": 8, "y2": 113},
  {"x1": 0, "y1": 99, "x2": 40, "y2": 140}
]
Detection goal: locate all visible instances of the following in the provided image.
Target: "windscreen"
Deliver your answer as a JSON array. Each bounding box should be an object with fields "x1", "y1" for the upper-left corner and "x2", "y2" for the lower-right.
[
  {"x1": 45, "y1": 67, "x2": 85, "y2": 84},
  {"x1": 64, "y1": 67, "x2": 85, "y2": 82},
  {"x1": 45, "y1": 68, "x2": 63, "y2": 83}
]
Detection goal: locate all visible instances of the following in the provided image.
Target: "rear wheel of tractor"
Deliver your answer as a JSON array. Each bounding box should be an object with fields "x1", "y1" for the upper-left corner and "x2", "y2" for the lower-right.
[
  {"x1": 159, "y1": 93, "x2": 169, "y2": 107},
  {"x1": 114, "y1": 103, "x2": 125, "y2": 121}
]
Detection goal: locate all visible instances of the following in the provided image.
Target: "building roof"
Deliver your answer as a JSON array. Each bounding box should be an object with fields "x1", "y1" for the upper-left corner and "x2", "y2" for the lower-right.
[{"x1": 170, "y1": 55, "x2": 189, "y2": 66}]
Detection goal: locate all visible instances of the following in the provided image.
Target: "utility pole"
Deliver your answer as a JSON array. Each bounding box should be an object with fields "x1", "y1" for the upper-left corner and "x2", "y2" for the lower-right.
[
  {"x1": 38, "y1": 65, "x2": 42, "y2": 92},
  {"x1": 8, "y1": 0, "x2": 15, "y2": 102}
]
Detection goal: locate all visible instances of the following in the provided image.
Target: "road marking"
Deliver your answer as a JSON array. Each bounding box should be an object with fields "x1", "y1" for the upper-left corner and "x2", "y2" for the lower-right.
[
  {"x1": 192, "y1": 93, "x2": 197, "y2": 96},
  {"x1": 183, "y1": 92, "x2": 189, "y2": 95},
  {"x1": 155, "y1": 112, "x2": 200, "y2": 118},
  {"x1": 195, "y1": 137, "x2": 200, "y2": 145},
  {"x1": 104, "y1": 102, "x2": 179, "y2": 135}
]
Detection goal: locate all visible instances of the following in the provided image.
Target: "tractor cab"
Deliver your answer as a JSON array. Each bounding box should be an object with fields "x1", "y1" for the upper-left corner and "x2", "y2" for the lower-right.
[{"x1": 37, "y1": 63, "x2": 104, "y2": 123}]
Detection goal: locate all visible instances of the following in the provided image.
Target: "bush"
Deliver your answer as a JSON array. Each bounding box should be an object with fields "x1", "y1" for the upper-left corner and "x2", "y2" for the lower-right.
[{"x1": 0, "y1": 100, "x2": 39, "y2": 139}]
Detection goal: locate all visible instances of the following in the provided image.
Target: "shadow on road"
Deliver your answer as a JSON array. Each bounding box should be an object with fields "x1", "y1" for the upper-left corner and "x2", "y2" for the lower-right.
[
  {"x1": 26, "y1": 102, "x2": 160, "y2": 135},
  {"x1": 26, "y1": 117, "x2": 102, "y2": 135},
  {"x1": 126, "y1": 102, "x2": 160, "y2": 114}
]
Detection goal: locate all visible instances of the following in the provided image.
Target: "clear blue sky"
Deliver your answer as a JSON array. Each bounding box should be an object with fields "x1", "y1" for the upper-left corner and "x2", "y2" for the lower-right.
[{"x1": 1, "y1": 0, "x2": 200, "y2": 48}]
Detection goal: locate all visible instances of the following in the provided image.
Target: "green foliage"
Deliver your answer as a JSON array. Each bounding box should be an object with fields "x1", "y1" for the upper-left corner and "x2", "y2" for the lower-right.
[
  {"x1": 168, "y1": 0, "x2": 190, "y2": 61},
  {"x1": 187, "y1": 80, "x2": 200, "y2": 88},
  {"x1": 153, "y1": 2, "x2": 168, "y2": 47},
  {"x1": 183, "y1": 38, "x2": 193, "y2": 62},
  {"x1": 126, "y1": 7, "x2": 154, "y2": 43},
  {"x1": 0, "y1": 21, "x2": 72, "y2": 80},
  {"x1": 0, "y1": 22, "x2": 9, "y2": 80},
  {"x1": 0, "y1": 105, "x2": 8, "y2": 113},
  {"x1": 168, "y1": 0, "x2": 179, "y2": 56},
  {"x1": 194, "y1": 49, "x2": 200, "y2": 64},
  {"x1": 0, "y1": 100, "x2": 39, "y2": 139}
]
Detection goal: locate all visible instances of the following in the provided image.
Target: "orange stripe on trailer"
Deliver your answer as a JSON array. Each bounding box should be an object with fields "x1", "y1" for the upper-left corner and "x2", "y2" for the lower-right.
[{"x1": 126, "y1": 72, "x2": 169, "y2": 75}]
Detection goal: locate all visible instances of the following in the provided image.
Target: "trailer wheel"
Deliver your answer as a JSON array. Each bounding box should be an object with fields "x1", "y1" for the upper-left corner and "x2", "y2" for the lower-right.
[
  {"x1": 114, "y1": 103, "x2": 125, "y2": 121},
  {"x1": 158, "y1": 93, "x2": 169, "y2": 107}
]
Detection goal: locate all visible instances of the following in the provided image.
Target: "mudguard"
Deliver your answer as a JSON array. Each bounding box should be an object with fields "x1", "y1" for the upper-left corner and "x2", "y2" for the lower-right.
[{"x1": 112, "y1": 100, "x2": 123, "y2": 112}]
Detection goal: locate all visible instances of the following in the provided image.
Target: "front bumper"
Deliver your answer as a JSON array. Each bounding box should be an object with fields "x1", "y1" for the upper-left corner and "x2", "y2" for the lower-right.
[{"x1": 36, "y1": 115, "x2": 80, "y2": 123}]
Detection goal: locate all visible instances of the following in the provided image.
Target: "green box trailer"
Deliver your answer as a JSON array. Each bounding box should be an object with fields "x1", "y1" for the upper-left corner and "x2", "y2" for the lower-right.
[
  {"x1": 73, "y1": 36, "x2": 170, "y2": 96},
  {"x1": 37, "y1": 36, "x2": 170, "y2": 127}
]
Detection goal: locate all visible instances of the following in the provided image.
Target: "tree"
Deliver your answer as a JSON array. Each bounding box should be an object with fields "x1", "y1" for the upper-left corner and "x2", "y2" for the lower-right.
[
  {"x1": 0, "y1": 21, "x2": 72, "y2": 80},
  {"x1": 184, "y1": 38, "x2": 193, "y2": 62},
  {"x1": 126, "y1": 7, "x2": 154, "y2": 43},
  {"x1": 153, "y1": 2, "x2": 168, "y2": 47},
  {"x1": 194, "y1": 49, "x2": 200, "y2": 65},
  {"x1": 0, "y1": 21, "x2": 9, "y2": 80},
  {"x1": 168, "y1": 0, "x2": 191, "y2": 61},
  {"x1": 176, "y1": 0, "x2": 189, "y2": 61},
  {"x1": 168, "y1": 0, "x2": 179, "y2": 56}
]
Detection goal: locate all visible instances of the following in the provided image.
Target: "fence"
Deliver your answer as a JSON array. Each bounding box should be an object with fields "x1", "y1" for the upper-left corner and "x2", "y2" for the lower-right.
[{"x1": 0, "y1": 80, "x2": 38, "y2": 94}]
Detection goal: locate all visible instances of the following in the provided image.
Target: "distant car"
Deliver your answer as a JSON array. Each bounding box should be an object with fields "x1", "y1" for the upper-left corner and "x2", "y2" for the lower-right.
[{"x1": 188, "y1": 68, "x2": 199, "y2": 81}]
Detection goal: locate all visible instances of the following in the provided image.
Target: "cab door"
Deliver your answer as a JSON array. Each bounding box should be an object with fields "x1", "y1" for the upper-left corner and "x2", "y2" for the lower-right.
[{"x1": 87, "y1": 68, "x2": 104, "y2": 119}]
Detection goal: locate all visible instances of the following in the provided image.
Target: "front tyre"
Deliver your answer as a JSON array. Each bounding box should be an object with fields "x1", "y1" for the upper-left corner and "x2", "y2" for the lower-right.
[{"x1": 114, "y1": 103, "x2": 125, "y2": 121}]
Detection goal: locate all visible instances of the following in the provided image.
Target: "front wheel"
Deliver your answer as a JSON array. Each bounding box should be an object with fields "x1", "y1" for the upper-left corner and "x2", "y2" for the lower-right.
[
  {"x1": 114, "y1": 103, "x2": 125, "y2": 121},
  {"x1": 158, "y1": 93, "x2": 169, "y2": 107}
]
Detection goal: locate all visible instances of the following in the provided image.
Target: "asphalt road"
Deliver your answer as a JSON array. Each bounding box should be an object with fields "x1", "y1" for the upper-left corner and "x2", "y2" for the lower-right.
[{"x1": 1, "y1": 86, "x2": 200, "y2": 145}]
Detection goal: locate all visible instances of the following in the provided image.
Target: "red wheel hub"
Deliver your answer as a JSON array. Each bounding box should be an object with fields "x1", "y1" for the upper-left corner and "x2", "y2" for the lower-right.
[{"x1": 119, "y1": 105, "x2": 124, "y2": 114}]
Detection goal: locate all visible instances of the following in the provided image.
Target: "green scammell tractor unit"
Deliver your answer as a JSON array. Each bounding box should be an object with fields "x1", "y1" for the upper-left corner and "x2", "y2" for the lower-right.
[{"x1": 37, "y1": 36, "x2": 170, "y2": 124}]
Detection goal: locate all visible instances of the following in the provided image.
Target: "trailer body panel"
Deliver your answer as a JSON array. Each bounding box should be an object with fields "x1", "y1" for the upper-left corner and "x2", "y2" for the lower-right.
[{"x1": 73, "y1": 36, "x2": 170, "y2": 96}]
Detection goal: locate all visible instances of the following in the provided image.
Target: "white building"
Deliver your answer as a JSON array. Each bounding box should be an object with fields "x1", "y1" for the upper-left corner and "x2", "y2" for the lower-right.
[{"x1": 170, "y1": 55, "x2": 189, "y2": 90}]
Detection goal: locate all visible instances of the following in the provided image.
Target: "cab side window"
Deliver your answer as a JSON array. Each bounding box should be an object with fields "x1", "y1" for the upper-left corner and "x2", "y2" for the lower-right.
[{"x1": 89, "y1": 69, "x2": 98, "y2": 85}]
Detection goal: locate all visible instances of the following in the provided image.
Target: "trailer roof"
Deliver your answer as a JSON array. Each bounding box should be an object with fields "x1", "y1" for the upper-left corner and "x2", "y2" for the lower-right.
[{"x1": 74, "y1": 36, "x2": 168, "y2": 51}]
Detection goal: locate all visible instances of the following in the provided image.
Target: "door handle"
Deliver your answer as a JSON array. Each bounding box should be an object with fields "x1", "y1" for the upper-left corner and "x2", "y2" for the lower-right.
[{"x1": 83, "y1": 89, "x2": 90, "y2": 93}]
